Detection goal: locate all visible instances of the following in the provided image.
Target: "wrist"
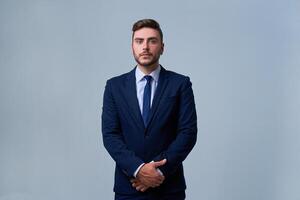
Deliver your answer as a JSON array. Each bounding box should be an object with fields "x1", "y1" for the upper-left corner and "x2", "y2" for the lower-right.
[{"x1": 134, "y1": 163, "x2": 145, "y2": 178}]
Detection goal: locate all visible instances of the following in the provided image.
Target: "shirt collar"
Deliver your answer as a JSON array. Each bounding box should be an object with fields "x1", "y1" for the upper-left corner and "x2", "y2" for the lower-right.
[{"x1": 135, "y1": 65, "x2": 161, "y2": 83}]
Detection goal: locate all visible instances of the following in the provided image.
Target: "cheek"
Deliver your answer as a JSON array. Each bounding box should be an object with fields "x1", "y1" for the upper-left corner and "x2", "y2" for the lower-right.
[
  {"x1": 153, "y1": 46, "x2": 163, "y2": 54},
  {"x1": 132, "y1": 47, "x2": 139, "y2": 55},
  {"x1": 133, "y1": 45, "x2": 142, "y2": 53}
]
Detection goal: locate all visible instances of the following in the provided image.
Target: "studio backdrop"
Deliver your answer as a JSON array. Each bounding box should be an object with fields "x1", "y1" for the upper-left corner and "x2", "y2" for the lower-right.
[{"x1": 0, "y1": 0, "x2": 299, "y2": 200}]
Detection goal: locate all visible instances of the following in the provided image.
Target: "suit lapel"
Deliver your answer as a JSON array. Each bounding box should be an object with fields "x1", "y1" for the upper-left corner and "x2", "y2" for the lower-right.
[
  {"x1": 146, "y1": 66, "x2": 169, "y2": 128},
  {"x1": 124, "y1": 67, "x2": 145, "y2": 130}
]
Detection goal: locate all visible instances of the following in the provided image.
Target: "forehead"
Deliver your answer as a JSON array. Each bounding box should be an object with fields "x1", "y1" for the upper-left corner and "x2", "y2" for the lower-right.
[{"x1": 133, "y1": 27, "x2": 160, "y2": 39}]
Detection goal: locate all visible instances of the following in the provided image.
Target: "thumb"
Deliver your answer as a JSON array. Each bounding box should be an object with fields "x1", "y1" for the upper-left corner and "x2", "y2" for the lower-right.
[{"x1": 153, "y1": 159, "x2": 167, "y2": 167}]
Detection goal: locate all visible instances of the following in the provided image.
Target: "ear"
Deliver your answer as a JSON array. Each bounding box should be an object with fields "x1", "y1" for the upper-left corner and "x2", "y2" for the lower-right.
[
  {"x1": 160, "y1": 42, "x2": 164, "y2": 55},
  {"x1": 131, "y1": 42, "x2": 135, "y2": 53}
]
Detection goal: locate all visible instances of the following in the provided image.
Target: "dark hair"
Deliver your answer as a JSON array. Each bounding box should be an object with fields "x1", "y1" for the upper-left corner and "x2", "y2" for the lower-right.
[{"x1": 132, "y1": 19, "x2": 163, "y2": 42}]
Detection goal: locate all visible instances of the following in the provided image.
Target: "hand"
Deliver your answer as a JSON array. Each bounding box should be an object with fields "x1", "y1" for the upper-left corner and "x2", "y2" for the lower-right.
[
  {"x1": 130, "y1": 178, "x2": 149, "y2": 192},
  {"x1": 136, "y1": 159, "x2": 167, "y2": 187}
]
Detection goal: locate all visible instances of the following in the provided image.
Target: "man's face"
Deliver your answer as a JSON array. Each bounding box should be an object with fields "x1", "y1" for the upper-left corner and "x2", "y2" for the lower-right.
[{"x1": 132, "y1": 27, "x2": 164, "y2": 68}]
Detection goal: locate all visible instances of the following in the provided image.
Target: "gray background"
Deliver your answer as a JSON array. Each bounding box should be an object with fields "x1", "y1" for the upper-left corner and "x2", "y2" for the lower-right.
[{"x1": 1, "y1": 0, "x2": 299, "y2": 199}]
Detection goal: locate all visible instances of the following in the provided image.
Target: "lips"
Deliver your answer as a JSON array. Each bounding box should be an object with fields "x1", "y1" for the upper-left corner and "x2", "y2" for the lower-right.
[{"x1": 140, "y1": 53, "x2": 152, "y2": 57}]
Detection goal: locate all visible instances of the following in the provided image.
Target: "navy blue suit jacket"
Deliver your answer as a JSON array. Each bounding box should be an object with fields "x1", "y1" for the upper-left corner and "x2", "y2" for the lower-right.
[{"x1": 102, "y1": 66, "x2": 197, "y2": 195}]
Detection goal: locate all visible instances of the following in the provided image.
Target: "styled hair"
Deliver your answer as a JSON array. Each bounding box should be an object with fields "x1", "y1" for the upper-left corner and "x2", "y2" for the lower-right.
[{"x1": 132, "y1": 19, "x2": 163, "y2": 42}]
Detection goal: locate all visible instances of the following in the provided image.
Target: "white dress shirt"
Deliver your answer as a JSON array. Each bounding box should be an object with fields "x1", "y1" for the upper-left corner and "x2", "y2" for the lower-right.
[{"x1": 135, "y1": 65, "x2": 161, "y2": 114}]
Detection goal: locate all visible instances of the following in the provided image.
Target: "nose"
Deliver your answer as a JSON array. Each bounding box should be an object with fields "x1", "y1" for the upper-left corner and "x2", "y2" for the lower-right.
[{"x1": 142, "y1": 41, "x2": 149, "y2": 50}]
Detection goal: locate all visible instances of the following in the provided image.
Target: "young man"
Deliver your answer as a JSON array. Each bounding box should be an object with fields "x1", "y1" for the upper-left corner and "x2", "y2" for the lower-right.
[{"x1": 102, "y1": 19, "x2": 197, "y2": 200}]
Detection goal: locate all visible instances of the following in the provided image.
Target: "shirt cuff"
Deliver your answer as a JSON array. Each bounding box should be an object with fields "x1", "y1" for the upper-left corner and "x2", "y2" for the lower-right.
[
  {"x1": 156, "y1": 168, "x2": 164, "y2": 176},
  {"x1": 133, "y1": 163, "x2": 145, "y2": 178},
  {"x1": 133, "y1": 161, "x2": 164, "y2": 178}
]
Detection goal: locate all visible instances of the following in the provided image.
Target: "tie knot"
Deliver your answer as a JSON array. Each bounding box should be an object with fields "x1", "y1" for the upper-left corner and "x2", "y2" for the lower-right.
[{"x1": 144, "y1": 75, "x2": 152, "y2": 83}]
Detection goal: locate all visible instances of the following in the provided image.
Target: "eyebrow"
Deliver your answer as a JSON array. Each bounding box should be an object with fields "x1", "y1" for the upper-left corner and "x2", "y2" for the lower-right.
[{"x1": 134, "y1": 37, "x2": 158, "y2": 41}]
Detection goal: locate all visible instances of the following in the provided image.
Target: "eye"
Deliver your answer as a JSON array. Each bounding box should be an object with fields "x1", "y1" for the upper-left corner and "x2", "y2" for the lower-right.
[
  {"x1": 135, "y1": 39, "x2": 143, "y2": 44},
  {"x1": 149, "y1": 39, "x2": 158, "y2": 44}
]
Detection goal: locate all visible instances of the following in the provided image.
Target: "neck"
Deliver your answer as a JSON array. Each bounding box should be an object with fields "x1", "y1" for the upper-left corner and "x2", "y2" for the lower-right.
[{"x1": 137, "y1": 63, "x2": 159, "y2": 75}]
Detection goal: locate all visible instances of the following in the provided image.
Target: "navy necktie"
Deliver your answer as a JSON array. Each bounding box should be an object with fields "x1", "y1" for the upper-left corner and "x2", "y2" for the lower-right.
[{"x1": 142, "y1": 75, "x2": 152, "y2": 126}]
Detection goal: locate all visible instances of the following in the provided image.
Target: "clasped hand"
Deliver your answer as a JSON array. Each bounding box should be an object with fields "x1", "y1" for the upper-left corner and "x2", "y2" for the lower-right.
[{"x1": 130, "y1": 159, "x2": 167, "y2": 192}]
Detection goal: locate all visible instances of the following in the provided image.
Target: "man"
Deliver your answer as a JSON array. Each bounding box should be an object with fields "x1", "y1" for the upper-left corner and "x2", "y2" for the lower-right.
[{"x1": 102, "y1": 19, "x2": 197, "y2": 200}]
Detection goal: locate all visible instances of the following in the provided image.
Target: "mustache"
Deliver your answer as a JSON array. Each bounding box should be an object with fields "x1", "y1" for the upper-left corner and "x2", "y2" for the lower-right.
[{"x1": 139, "y1": 52, "x2": 152, "y2": 56}]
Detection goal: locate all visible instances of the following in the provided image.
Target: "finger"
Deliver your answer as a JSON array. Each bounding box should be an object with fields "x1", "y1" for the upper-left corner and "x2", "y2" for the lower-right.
[
  {"x1": 136, "y1": 185, "x2": 145, "y2": 191},
  {"x1": 157, "y1": 179, "x2": 164, "y2": 185},
  {"x1": 154, "y1": 178, "x2": 165, "y2": 186},
  {"x1": 133, "y1": 181, "x2": 142, "y2": 187},
  {"x1": 132, "y1": 180, "x2": 141, "y2": 187},
  {"x1": 150, "y1": 181, "x2": 162, "y2": 188},
  {"x1": 131, "y1": 179, "x2": 139, "y2": 184},
  {"x1": 153, "y1": 159, "x2": 167, "y2": 167},
  {"x1": 155, "y1": 175, "x2": 165, "y2": 182},
  {"x1": 147, "y1": 178, "x2": 163, "y2": 186},
  {"x1": 140, "y1": 187, "x2": 147, "y2": 192}
]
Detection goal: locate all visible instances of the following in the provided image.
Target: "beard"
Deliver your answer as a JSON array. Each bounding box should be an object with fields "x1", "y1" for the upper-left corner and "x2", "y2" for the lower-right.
[{"x1": 133, "y1": 52, "x2": 160, "y2": 68}]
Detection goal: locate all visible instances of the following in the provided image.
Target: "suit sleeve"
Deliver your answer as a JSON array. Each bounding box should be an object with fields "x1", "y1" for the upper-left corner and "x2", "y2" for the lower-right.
[
  {"x1": 101, "y1": 80, "x2": 144, "y2": 177},
  {"x1": 153, "y1": 77, "x2": 197, "y2": 177}
]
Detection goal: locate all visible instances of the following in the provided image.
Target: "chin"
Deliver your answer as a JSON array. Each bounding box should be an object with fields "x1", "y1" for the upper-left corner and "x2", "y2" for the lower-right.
[
  {"x1": 142, "y1": 63, "x2": 156, "y2": 68},
  {"x1": 135, "y1": 57, "x2": 158, "y2": 68},
  {"x1": 139, "y1": 61, "x2": 153, "y2": 67}
]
